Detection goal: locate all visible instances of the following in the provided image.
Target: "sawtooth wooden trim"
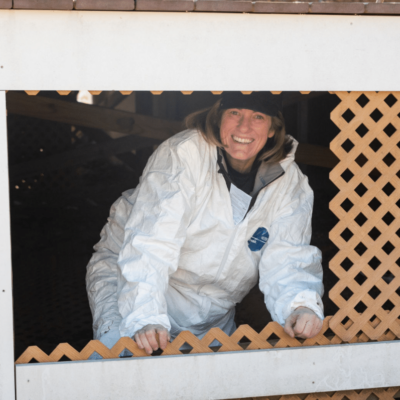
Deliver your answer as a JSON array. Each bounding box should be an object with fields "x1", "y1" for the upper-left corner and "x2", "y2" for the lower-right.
[
  {"x1": 226, "y1": 387, "x2": 400, "y2": 400},
  {"x1": 14, "y1": 316, "x2": 399, "y2": 364}
]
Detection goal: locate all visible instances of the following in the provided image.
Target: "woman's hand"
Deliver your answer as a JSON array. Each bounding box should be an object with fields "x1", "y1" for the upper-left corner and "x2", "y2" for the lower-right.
[
  {"x1": 133, "y1": 324, "x2": 171, "y2": 355},
  {"x1": 284, "y1": 307, "x2": 323, "y2": 339}
]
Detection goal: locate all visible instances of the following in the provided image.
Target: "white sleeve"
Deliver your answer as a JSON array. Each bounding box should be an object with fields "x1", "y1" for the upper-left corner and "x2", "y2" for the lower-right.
[
  {"x1": 258, "y1": 173, "x2": 324, "y2": 326},
  {"x1": 86, "y1": 189, "x2": 135, "y2": 340},
  {"x1": 117, "y1": 142, "x2": 196, "y2": 338}
]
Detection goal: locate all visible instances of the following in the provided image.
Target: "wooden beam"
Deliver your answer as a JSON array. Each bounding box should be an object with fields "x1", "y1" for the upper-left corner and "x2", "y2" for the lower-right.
[
  {"x1": 10, "y1": 134, "x2": 159, "y2": 181},
  {"x1": 6, "y1": 93, "x2": 338, "y2": 179},
  {"x1": 6, "y1": 92, "x2": 182, "y2": 142},
  {"x1": 295, "y1": 143, "x2": 339, "y2": 169}
]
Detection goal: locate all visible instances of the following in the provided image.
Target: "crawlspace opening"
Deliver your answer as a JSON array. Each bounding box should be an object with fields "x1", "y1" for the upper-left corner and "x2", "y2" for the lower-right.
[{"x1": 8, "y1": 90, "x2": 340, "y2": 360}]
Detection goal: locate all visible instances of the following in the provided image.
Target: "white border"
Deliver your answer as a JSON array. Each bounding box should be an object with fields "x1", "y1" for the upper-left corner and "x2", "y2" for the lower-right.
[
  {"x1": 0, "y1": 11, "x2": 400, "y2": 91},
  {"x1": 0, "y1": 91, "x2": 15, "y2": 400},
  {"x1": 16, "y1": 342, "x2": 400, "y2": 400}
]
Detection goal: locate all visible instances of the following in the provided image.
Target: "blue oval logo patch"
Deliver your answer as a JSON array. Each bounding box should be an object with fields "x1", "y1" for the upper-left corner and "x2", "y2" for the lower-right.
[{"x1": 248, "y1": 227, "x2": 269, "y2": 252}]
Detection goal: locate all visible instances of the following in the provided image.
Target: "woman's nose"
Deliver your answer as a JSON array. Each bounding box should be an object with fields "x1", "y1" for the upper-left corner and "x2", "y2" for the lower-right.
[{"x1": 238, "y1": 116, "x2": 251, "y2": 132}]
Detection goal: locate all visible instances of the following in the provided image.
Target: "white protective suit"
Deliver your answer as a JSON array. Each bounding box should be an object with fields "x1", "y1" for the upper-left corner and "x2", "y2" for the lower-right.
[{"x1": 86, "y1": 129, "x2": 324, "y2": 347}]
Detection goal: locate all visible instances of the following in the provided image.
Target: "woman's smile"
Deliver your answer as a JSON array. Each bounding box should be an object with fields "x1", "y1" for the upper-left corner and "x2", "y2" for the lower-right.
[{"x1": 232, "y1": 135, "x2": 254, "y2": 144}]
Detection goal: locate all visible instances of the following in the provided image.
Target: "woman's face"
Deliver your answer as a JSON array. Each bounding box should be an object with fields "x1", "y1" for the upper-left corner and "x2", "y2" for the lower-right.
[{"x1": 220, "y1": 108, "x2": 275, "y2": 162}]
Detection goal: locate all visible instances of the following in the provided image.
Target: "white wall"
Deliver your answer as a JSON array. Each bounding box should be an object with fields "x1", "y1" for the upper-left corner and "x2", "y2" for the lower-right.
[{"x1": 0, "y1": 11, "x2": 400, "y2": 91}]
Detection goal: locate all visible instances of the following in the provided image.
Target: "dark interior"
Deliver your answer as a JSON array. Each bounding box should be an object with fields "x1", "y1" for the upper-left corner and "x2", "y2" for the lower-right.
[{"x1": 8, "y1": 90, "x2": 340, "y2": 360}]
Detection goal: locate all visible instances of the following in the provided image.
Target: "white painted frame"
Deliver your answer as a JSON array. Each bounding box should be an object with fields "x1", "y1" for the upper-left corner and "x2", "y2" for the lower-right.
[
  {"x1": 1, "y1": 9, "x2": 400, "y2": 400},
  {"x1": 15, "y1": 342, "x2": 400, "y2": 400},
  {"x1": 1, "y1": 11, "x2": 400, "y2": 91},
  {"x1": 0, "y1": 91, "x2": 15, "y2": 400}
]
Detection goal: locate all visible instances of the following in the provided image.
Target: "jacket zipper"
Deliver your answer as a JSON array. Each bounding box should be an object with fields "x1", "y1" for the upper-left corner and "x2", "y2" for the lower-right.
[
  {"x1": 196, "y1": 225, "x2": 238, "y2": 295},
  {"x1": 197, "y1": 155, "x2": 285, "y2": 295}
]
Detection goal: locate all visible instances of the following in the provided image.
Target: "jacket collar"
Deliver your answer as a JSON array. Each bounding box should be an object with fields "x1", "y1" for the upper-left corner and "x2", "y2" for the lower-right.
[{"x1": 217, "y1": 147, "x2": 285, "y2": 196}]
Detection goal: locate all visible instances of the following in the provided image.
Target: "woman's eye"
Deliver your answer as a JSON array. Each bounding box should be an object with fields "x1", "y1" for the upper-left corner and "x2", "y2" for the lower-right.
[
  {"x1": 230, "y1": 110, "x2": 240, "y2": 116},
  {"x1": 254, "y1": 114, "x2": 264, "y2": 120}
]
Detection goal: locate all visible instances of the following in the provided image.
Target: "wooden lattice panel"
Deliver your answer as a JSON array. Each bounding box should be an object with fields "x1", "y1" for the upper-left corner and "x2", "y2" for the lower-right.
[
  {"x1": 15, "y1": 316, "x2": 398, "y2": 364},
  {"x1": 228, "y1": 386, "x2": 400, "y2": 400},
  {"x1": 329, "y1": 92, "x2": 400, "y2": 341}
]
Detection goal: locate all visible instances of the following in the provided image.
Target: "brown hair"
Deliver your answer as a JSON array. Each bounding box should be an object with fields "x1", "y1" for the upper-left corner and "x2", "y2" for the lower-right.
[{"x1": 185, "y1": 99, "x2": 293, "y2": 165}]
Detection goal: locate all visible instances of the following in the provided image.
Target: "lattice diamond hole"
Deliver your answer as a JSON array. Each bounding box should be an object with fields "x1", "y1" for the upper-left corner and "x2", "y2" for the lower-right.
[
  {"x1": 355, "y1": 183, "x2": 368, "y2": 197},
  {"x1": 368, "y1": 227, "x2": 381, "y2": 240},
  {"x1": 369, "y1": 168, "x2": 382, "y2": 182},
  {"x1": 58, "y1": 355, "x2": 72, "y2": 362},
  {"x1": 382, "y1": 270, "x2": 395, "y2": 284},
  {"x1": 238, "y1": 336, "x2": 251, "y2": 350},
  {"x1": 342, "y1": 109, "x2": 355, "y2": 123},
  {"x1": 356, "y1": 93, "x2": 370, "y2": 108},
  {"x1": 368, "y1": 197, "x2": 382, "y2": 211},
  {"x1": 383, "y1": 153, "x2": 396, "y2": 167},
  {"x1": 355, "y1": 242, "x2": 367, "y2": 256},
  {"x1": 341, "y1": 257, "x2": 354, "y2": 271},
  {"x1": 356, "y1": 123, "x2": 369, "y2": 138},
  {"x1": 368, "y1": 256, "x2": 381, "y2": 270},
  {"x1": 340, "y1": 287, "x2": 354, "y2": 300},
  {"x1": 382, "y1": 299, "x2": 395, "y2": 311},
  {"x1": 341, "y1": 139, "x2": 355, "y2": 153},
  {"x1": 179, "y1": 342, "x2": 194, "y2": 353},
  {"x1": 355, "y1": 153, "x2": 368, "y2": 167},
  {"x1": 366, "y1": 393, "x2": 380, "y2": 400},
  {"x1": 384, "y1": 93, "x2": 398, "y2": 107},
  {"x1": 355, "y1": 212, "x2": 367, "y2": 226},
  {"x1": 341, "y1": 228, "x2": 354, "y2": 242},
  {"x1": 266, "y1": 332, "x2": 280, "y2": 346},
  {"x1": 369, "y1": 139, "x2": 382, "y2": 152},
  {"x1": 355, "y1": 271, "x2": 367, "y2": 285},
  {"x1": 340, "y1": 198, "x2": 354, "y2": 212},
  {"x1": 341, "y1": 169, "x2": 354, "y2": 183},
  {"x1": 384, "y1": 123, "x2": 397, "y2": 137},
  {"x1": 341, "y1": 316, "x2": 351, "y2": 326},
  {"x1": 368, "y1": 286, "x2": 381, "y2": 300},
  {"x1": 323, "y1": 327, "x2": 335, "y2": 338},
  {"x1": 382, "y1": 241, "x2": 395, "y2": 254},
  {"x1": 383, "y1": 182, "x2": 395, "y2": 196},
  {"x1": 354, "y1": 301, "x2": 367, "y2": 314},
  {"x1": 370, "y1": 108, "x2": 383, "y2": 122}
]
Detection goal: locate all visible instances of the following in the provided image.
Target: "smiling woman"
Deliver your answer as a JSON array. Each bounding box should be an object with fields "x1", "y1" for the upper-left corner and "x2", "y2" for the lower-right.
[{"x1": 86, "y1": 91, "x2": 324, "y2": 356}]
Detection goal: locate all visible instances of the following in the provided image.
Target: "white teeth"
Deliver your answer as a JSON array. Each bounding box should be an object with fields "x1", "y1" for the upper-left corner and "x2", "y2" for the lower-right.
[{"x1": 232, "y1": 135, "x2": 254, "y2": 144}]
